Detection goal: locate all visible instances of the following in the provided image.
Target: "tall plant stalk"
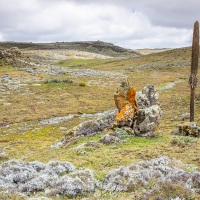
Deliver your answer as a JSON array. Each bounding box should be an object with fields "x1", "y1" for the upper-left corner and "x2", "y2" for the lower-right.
[{"x1": 189, "y1": 21, "x2": 199, "y2": 122}]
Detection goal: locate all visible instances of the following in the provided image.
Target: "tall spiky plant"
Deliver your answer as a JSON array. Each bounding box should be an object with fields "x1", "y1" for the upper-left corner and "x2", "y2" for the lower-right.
[{"x1": 189, "y1": 21, "x2": 199, "y2": 122}]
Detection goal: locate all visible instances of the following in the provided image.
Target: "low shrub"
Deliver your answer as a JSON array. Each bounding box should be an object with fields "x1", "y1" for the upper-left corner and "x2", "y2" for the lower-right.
[
  {"x1": 44, "y1": 79, "x2": 73, "y2": 84},
  {"x1": 171, "y1": 136, "x2": 198, "y2": 147},
  {"x1": 79, "y1": 82, "x2": 86, "y2": 87}
]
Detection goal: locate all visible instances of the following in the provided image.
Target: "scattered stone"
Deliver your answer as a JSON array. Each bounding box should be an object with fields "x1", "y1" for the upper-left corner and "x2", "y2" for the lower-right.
[
  {"x1": 59, "y1": 127, "x2": 67, "y2": 131},
  {"x1": 85, "y1": 141, "x2": 99, "y2": 148},
  {"x1": 99, "y1": 134, "x2": 122, "y2": 145},
  {"x1": 40, "y1": 114, "x2": 74, "y2": 125},
  {"x1": 0, "y1": 151, "x2": 8, "y2": 159},
  {"x1": 99, "y1": 128, "x2": 131, "y2": 145},
  {"x1": 50, "y1": 140, "x2": 66, "y2": 149},
  {"x1": 180, "y1": 113, "x2": 190, "y2": 121}
]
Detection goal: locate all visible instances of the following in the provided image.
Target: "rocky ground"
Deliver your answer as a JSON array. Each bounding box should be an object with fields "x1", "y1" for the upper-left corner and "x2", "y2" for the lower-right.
[{"x1": 0, "y1": 45, "x2": 200, "y2": 199}]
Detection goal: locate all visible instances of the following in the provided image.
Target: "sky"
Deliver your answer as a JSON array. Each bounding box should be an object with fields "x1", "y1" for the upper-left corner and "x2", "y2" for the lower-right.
[{"x1": 0, "y1": 0, "x2": 199, "y2": 49}]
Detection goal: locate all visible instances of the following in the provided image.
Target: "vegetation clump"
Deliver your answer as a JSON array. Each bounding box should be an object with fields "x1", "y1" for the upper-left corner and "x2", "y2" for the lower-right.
[
  {"x1": 44, "y1": 79, "x2": 73, "y2": 84},
  {"x1": 172, "y1": 122, "x2": 200, "y2": 138},
  {"x1": 79, "y1": 82, "x2": 86, "y2": 87},
  {"x1": 171, "y1": 136, "x2": 198, "y2": 147},
  {"x1": 0, "y1": 156, "x2": 199, "y2": 199}
]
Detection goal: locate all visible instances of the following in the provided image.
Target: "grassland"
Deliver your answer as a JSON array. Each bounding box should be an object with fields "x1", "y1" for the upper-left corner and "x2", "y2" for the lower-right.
[{"x1": 0, "y1": 46, "x2": 200, "y2": 199}]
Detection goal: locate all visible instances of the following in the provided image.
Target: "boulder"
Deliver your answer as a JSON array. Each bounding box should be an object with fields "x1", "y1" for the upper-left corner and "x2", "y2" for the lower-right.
[
  {"x1": 133, "y1": 105, "x2": 162, "y2": 137},
  {"x1": 64, "y1": 111, "x2": 116, "y2": 139},
  {"x1": 133, "y1": 84, "x2": 162, "y2": 137},
  {"x1": 114, "y1": 82, "x2": 162, "y2": 137}
]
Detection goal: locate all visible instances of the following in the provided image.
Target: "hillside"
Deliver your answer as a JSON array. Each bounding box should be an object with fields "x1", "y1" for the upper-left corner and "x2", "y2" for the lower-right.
[
  {"x1": 0, "y1": 41, "x2": 140, "y2": 58},
  {"x1": 0, "y1": 45, "x2": 200, "y2": 199}
]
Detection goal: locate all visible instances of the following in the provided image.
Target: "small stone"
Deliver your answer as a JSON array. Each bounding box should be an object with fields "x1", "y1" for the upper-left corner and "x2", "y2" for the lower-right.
[
  {"x1": 180, "y1": 113, "x2": 190, "y2": 121},
  {"x1": 99, "y1": 134, "x2": 122, "y2": 145},
  {"x1": 59, "y1": 127, "x2": 67, "y2": 131}
]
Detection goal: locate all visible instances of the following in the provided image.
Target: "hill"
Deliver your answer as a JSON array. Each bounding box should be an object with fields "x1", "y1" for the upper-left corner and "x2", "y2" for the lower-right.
[{"x1": 0, "y1": 40, "x2": 140, "y2": 58}]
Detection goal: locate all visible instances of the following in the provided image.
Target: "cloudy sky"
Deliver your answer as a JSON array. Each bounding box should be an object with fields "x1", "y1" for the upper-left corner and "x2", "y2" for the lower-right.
[{"x1": 0, "y1": 0, "x2": 199, "y2": 49}]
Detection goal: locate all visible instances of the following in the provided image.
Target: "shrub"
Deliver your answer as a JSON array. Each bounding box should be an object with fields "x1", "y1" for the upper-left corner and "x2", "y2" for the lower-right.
[
  {"x1": 79, "y1": 82, "x2": 86, "y2": 87},
  {"x1": 44, "y1": 79, "x2": 61, "y2": 84},
  {"x1": 44, "y1": 79, "x2": 73, "y2": 84},
  {"x1": 171, "y1": 136, "x2": 198, "y2": 147}
]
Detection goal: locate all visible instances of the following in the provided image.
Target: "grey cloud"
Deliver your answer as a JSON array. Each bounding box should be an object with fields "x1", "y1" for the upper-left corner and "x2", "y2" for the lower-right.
[
  {"x1": 0, "y1": 0, "x2": 196, "y2": 48},
  {"x1": 70, "y1": 0, "x2": 200, "y2": 28},
  {"x1": 133, "y1": 0, "x2": 200, "y2": 28}
]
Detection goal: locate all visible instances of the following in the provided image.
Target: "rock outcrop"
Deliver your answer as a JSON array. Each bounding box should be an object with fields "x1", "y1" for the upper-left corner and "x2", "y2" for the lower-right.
[
  {"x1": 134, "y1": 84, "x2": 162, "y2": 137},
  {"x1": 114, "y1": 81, "x2": 162, "y2": 137},
  {"x1": 0, "y1": 48, "x2": 29, "y2": 67},
  {"x1": 114, "y1": 78, "x2": 137, "y2": 127},
  {"x1": 64, "y1": 111, "x2": 116, "y2": 143}
]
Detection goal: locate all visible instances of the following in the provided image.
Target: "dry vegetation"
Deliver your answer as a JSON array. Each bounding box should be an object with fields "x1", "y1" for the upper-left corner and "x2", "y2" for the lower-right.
[{"x1": 0, "y1": 45, "x2": 200, "y2": 199}]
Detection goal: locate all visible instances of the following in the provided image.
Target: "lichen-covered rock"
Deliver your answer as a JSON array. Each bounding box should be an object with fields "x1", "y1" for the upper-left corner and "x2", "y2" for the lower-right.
[
  {"x1": 114, "y1": 78, "x2": 137, "y2": 127},
  {"x1": 136, "y1": 84, "x2": 159, "y2": 109},
  {"x1": 114, "y1": 81, "x2": 161, "y2": 136},
  {"x1": 116, "y1": 103, "x2": 135, "y2": 127},
  {"x1": 172, "y1": 122, "x2": 200, "y2": 137},
  {"x1": 65, "y1": 111, "x2": 116, "y2": 138},
  {"x1": 99, "y1": 134, "x2": 122, "y2": 145},
  {"x1": 133, "y1": 105, "x2": 162, "y2": 137},
  {"x1": 134, "y1": 85, "x2": 162, "y2": 136}
]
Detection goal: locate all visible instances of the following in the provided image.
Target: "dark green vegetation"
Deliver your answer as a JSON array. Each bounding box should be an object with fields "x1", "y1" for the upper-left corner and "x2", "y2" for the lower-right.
[{"x1": 0, "y1": 44, "x2": 200, "y2": 199}]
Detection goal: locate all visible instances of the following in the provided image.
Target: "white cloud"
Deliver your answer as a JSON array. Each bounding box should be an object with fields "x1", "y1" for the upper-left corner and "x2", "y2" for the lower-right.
[
  {"x1": 0, "y1": 33, "x2": 4, "y2": 41},
  {"x1": 0, "y1": 0, "x2": 197, "y2": 48}
]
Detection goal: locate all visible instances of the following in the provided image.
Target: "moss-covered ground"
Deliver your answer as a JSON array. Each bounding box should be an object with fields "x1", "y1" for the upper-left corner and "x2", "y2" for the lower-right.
[{"x1": 0, "y1": 47, "x2": 200, "y2": 199}]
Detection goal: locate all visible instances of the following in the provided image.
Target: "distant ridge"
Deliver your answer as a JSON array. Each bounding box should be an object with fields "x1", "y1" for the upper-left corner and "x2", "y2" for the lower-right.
[{"x1": 0, "y1": 41, "x2": 140, "y2": 58}]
